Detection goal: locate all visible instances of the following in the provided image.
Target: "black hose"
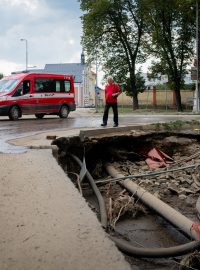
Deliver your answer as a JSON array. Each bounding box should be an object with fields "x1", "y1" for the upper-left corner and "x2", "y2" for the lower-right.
[
  {"x1": 110, "y1": 236, "x2": 200, "y2": 258},
  {"x1": 70, "y1": 155, "x2": 200, "y2": 258},
  {"x1": 106, "y1": 164, "x2": 200, "y2": 258},
  {"x1": 70, "y1": 154, "x2": 107, "y2": 229}
]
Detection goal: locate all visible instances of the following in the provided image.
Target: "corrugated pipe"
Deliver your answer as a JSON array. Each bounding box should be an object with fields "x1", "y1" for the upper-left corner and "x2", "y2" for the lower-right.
[
  {"x1": 106, "y1": 163, "x2": 200, "y2": 258},
  {"x1": 70, "y1": 154, "x2": 107, "y2": 229},
  {"x1": 109, "y1": 236, "x2": 200, "y2": 258}
]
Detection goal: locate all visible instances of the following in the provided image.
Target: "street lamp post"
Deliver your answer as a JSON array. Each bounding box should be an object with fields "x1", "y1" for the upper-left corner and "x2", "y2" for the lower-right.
[{"x1": 20, "y1": 38, "x2": 28, "y2": 71}]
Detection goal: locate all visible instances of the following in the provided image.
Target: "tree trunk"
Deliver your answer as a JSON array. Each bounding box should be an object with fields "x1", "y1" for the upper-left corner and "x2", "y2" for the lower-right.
[
  {"x1": 130, "y1": 77, "x2": 139, "y2": 110},
  {"x1": 132, "y1": 91, "x2": 139, "y2": 110},
  {"x1": 174, "y1": 87, "x2": 183, "y2": 112}
]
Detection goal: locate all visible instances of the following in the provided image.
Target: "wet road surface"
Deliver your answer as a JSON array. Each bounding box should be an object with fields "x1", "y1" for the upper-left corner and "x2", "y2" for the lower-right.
[{"x1": 0, "y1": 111, "x2": 199, "y2": 153}]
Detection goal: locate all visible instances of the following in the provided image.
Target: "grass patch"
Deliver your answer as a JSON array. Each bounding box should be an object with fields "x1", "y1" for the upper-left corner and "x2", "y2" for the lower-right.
[
  {"x1": 152, "y1": 119, "x2": 200, "y2": 131},
  {"x1": 97, "y1": 105, "x2": 195, "y2": 114}
]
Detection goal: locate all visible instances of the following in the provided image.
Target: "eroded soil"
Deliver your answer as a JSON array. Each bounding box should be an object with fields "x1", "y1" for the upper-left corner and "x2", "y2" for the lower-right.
[{"x1": 53, "y1": 131, "x2": 200, "y2": 270}]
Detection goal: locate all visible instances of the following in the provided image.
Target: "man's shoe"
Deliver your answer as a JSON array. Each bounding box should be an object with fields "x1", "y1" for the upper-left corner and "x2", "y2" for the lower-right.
[
  {"x1": 101, "y1": 123, "x2": 107, "y2": 127},
  {"x1": 113, "y1": 123, "x2": 118, "y2": 127}
]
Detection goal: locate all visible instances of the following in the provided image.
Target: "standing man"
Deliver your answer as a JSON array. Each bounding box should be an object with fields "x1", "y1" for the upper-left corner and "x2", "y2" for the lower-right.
[{"x1": 101, "y1": 76, "x2": 121, "y2": 127}]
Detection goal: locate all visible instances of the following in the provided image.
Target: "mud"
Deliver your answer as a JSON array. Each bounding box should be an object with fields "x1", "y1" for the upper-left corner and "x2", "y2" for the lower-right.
[{"x1": 53, "y1": 131, "x2": 200, "y2": 270}]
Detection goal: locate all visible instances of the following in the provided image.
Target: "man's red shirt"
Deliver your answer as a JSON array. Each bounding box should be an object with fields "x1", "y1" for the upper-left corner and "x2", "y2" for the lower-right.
[{"x1": 105, "y1": 83, "x2": 120, "y2": 103}]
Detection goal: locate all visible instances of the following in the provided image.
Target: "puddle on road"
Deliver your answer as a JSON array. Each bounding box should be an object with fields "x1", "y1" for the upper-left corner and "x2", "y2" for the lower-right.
[
  {"x1": 0, "y1": 139, "x2": 27, "y2": 153},
  {"x1": 52, "y1": 131, "x2": 200, "y2": 270}
]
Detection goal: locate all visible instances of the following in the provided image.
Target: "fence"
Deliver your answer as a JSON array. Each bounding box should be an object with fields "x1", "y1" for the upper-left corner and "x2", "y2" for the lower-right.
[{"x1": 117, "y1": 89, "x2": 194, "y2": 109}]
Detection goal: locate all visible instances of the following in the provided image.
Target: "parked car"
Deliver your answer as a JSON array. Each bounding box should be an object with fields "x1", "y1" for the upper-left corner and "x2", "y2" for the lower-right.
[{"x1": 0, "y1": 72, "x2": 76, "y2": 120}]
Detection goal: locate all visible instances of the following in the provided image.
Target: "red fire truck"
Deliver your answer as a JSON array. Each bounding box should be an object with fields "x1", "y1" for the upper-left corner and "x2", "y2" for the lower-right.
[{"x1": 0, "y1": 72, "x2": 76, "y2": 120}]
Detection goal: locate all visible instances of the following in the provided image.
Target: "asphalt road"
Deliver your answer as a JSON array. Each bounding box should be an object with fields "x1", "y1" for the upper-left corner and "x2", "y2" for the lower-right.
[{"x1": 0, "y1": 109, "x2": 199, "y2": 153}]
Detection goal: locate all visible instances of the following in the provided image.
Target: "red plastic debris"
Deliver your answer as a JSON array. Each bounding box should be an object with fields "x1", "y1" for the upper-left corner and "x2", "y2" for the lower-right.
[
  {"x1": 145, "y1": 147, "x2": 174, "y2": 169},
  {"x1": 192, "y1": 223, "x2": 200, "y2": 240}
]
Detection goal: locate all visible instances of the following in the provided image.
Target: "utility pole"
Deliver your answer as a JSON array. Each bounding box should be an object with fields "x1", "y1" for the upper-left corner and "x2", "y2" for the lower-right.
[
  {"x1": 95, "y1": 51, "x2": 98, "y2": 112},
  {"x1": 194, "y1": 0, "x2": 199, "y2": 112}
]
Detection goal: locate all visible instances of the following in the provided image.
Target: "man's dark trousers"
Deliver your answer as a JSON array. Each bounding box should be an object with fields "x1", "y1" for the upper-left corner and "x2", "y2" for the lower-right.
[{"x1": 102, "y1": 103, "x2": 118, "y2": 125}]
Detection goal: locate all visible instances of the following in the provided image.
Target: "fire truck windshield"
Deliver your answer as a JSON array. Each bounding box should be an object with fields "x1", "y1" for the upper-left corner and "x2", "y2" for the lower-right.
[{"x1": 0, "y1": 79, "x2": 20, "y2": 93}]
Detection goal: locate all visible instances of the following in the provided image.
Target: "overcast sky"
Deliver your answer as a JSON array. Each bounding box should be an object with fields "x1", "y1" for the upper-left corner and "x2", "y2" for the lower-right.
[{"x1": 0, "y1": 0, "x2": 83, "y2": 75}]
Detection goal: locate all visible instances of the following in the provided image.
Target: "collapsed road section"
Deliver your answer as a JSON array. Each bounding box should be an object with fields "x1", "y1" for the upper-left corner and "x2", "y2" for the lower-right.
[{"x1": 52, "y1": 126, "x2": 200, "y2": 270}]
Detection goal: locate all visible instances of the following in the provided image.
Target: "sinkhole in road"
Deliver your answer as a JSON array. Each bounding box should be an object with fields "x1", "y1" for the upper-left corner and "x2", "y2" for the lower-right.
[{"x1": 52, "y1": 131, "x2": 200, "y2": 270}]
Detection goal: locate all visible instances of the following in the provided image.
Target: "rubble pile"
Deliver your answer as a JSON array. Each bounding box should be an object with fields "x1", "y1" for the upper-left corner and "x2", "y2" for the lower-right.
[
  {"x1": 55, "y1": 133, "x2": 200, "y2": 270},
  {"x1": 110, "y1": 136, "x2": 200, "y2": 216}
]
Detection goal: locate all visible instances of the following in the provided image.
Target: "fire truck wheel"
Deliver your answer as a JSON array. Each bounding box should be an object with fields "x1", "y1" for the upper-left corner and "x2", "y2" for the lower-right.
[
  {"x1": 59, "y1": 105, "x2": 69, "y2": 118},
  {"x1": 9, "y1": 106, "x2": 21, "y2": 120},
  {"x1": 35, "y1": 113, "x2": 45, "y2": 119}
]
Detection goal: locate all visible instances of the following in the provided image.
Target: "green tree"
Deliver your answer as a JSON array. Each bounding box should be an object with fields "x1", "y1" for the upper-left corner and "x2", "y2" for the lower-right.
[
  {"x1": 0, "y1": 73, "x2": 3, "y2": 79},
  {"x1": 125, "y1": 69, "x2": 146, "y2": 96},
  {"x1": 144, "y1": 0, "x2": 196, "y2": 111},
  {"x1": 80, "y1": 0, "x2": 146, "y2": 109}
]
